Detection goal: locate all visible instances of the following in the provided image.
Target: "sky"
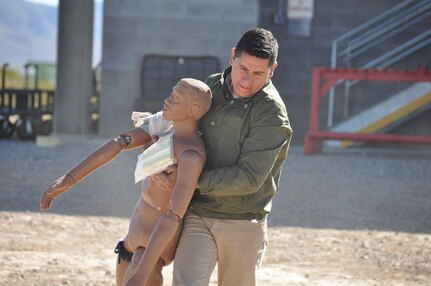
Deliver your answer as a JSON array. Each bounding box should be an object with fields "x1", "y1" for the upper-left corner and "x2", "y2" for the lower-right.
[
  {"x1": 25, "y1": 0, "x2": 103, "y2": 6},
  {"x1": 23, "y1": 0, "x2": 104, "y2": 67},
  {"x1": 24, "y1": 0, "x2": 60, "y2": 6}
]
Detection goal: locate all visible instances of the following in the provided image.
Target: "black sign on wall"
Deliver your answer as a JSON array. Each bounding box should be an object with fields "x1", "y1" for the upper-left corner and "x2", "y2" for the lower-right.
[{"x1": 140, "y1": 55, "x2": 220, "y2": 100}]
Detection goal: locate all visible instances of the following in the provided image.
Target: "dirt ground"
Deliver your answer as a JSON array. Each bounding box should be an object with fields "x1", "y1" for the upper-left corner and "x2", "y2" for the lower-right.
[
  {"x1": 0, "y1": 137, "x2": 430, "y2": 285},
  {"x1": 1, "y1": 211, "x2": 430, "y2": 286}
]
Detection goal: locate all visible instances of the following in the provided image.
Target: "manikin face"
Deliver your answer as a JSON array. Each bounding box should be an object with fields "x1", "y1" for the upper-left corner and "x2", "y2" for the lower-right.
[
  {"x1": 229, "y1": 48, "x2": 278, "y2": 98},
  {"x1": 162, "y1": 82, "x2": 191, "y2": 121}
]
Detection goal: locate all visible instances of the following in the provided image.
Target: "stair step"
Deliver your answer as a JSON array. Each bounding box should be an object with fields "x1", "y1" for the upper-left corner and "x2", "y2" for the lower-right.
[{"x1": 326, "y1": 82, "x2": 431, "y2": 147}]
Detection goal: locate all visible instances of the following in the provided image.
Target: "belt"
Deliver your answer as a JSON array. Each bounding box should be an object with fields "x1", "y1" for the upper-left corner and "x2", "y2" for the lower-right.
[
  {"x1": 233, "y1": 212, "x2": 268, "y2": 221},
  {"x1": 190, "y1": 207, "x2": 268, "y2": 221}
]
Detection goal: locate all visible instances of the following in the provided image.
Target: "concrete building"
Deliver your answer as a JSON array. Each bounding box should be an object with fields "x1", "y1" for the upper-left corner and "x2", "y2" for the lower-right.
[{"x1": 64, "y1": 0, "x2": 431, "y2": 146}]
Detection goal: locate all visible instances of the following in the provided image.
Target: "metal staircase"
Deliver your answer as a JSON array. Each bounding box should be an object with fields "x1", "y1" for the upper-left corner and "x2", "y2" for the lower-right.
[{"x1": 326, "y1": 0, "x2": 431, "y2": 147}]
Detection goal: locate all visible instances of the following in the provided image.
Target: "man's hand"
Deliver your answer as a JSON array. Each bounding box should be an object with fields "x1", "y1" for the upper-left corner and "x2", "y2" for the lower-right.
[
  {"x1": 151, "y1": 165, "x2": 177, "y2": 192},
  {"x1": 39, "y1": 174, "x2": 75, "y2": 211}
]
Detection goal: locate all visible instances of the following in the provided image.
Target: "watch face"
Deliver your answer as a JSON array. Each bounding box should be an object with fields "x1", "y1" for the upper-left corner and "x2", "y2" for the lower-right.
[{"x1": 121, "y1": 134, "x2": 132, "y2": 145}]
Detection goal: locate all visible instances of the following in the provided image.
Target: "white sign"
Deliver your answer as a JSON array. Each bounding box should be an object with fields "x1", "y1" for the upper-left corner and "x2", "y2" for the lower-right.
[{"x1": 288, "y1": 0, "x2": 314, "y2": 19}]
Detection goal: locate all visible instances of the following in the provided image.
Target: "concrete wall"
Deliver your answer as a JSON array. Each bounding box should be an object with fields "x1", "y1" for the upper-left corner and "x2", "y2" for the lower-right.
[
  {"x1": 98, "y1": 0, "x2": 258, "y2": 137},
  {"x1": 99, "y1": 0, "x2": 430, "y2": 145}
]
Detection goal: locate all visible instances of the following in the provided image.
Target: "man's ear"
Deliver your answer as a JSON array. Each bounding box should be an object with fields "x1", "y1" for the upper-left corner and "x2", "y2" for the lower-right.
[
  {"x1": 229, "y1": 47, "x2": 236, "y2": 65},
  {"x1": 268, "y1": 61, "x2": 278, "y2": 79}
]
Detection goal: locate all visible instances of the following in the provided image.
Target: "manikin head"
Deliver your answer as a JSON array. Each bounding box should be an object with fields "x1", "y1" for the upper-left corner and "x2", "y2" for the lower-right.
[
  {"x1": 229, "y1": 28, "x2": 279, "y2": 98},
  {"x1": 162, "y1": 78, "x2": 212, "y2": 122}
]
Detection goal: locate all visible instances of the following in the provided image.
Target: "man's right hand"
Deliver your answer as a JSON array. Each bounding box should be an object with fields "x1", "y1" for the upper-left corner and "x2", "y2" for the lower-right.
[
  {"x1": 151, "y1": 165, "x2": 177, "y2": 192},
  {"x1": 40, "y1": 174, "x2": 75, "y2": 211}
]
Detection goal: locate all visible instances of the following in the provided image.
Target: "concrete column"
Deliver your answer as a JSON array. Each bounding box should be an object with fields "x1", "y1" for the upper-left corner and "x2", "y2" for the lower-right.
[{"x1": 54, "y1": 0, "x2": 94, "y2": 134}]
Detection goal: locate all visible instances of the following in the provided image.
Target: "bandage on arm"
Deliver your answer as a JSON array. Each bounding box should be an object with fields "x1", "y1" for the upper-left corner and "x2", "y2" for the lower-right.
[{"x1": 126, "y1": 150, "x2": 204, "y2": 286}]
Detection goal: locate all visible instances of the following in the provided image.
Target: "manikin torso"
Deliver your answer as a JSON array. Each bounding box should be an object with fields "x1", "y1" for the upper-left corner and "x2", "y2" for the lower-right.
[{"x1": 126, "y1": 131, "x2": 205, "y2": 264}]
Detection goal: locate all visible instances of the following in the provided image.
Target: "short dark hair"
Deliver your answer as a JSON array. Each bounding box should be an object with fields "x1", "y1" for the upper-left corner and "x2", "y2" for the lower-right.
[{"x1": 234, "y1": 28, "x2": 279, "y2": 67}]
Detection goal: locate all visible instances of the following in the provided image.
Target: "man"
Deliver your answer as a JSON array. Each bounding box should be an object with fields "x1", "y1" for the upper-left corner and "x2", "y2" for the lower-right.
[
  {"x1": 40, "y1": 78, "x2": 212, "y2": 286},
  {"x1": 172, "y1": 28, "x2": 293, "y2": 286}
]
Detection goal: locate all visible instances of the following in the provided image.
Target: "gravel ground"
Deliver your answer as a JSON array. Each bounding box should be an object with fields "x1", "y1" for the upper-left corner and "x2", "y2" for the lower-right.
[
  {"x1": 1, "y1": 135, "x2": 430, "y2": 233},
  {"x1": 1, "y1": 135, "x2": 431, "y2": 285}
]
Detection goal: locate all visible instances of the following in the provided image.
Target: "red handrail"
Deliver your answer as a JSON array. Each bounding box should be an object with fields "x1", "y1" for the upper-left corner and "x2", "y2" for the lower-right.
[{"x1": 304, "y1": 67, "x2": 431, "y2": 154}]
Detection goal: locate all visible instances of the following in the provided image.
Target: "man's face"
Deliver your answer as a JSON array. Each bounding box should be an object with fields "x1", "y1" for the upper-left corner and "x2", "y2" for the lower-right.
[
  {"x1": 162, "y1": 82, "x2": 191, "y2": 121},
  {"x1": 229, "y1": 48, "x2": 278, "y2": 98}
]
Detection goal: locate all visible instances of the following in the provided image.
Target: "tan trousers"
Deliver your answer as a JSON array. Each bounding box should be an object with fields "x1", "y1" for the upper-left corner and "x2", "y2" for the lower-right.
[{"x1": 172, "y1": 210, "x2": 268, "y2": 286}]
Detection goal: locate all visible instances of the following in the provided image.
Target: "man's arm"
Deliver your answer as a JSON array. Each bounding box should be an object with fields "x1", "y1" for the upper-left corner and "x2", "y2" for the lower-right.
[
  {"x1": 40, "y1": 127, "x2": 151, "y2": 210},
  {"x1": 125, "y1": 150, "x2": 204, "y2": 286},
  {"x1": 199, "y1": 108, "x2": 292, "y2": 197}
]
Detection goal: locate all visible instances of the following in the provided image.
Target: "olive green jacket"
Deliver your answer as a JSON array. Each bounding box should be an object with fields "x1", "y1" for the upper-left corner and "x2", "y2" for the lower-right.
[{"x1": 190, "y1": 67, "x2": 293, "y2": 220}]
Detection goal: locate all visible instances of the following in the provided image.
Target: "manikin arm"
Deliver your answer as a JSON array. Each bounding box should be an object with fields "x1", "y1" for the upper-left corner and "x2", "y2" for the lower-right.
[
  {"x1": 40, "y1": 128, "x2": 151, "y2": 211},
  {"x1": 125, "y1": 150, "x2": 204, "y2": 286}
]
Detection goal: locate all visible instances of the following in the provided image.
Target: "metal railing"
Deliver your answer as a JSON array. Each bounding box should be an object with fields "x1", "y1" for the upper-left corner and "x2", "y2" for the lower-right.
[
  {"x1": 304, "y1": 67, "x2": 431, "y2": 154},
  {"x1": 0, "y1": 89, "x2": 55, "y2": 139},
  {"x1": 328, "y1": 0, "x2": 431, "y2": 127},
  {"x1": 0, "y1": 89, "x2": 54, "y2": 116}
]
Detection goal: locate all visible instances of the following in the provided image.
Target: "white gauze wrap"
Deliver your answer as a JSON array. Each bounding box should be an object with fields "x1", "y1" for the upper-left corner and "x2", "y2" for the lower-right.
[{"x1": 131, "y1": 111, "x2": 174, "y2": 183}]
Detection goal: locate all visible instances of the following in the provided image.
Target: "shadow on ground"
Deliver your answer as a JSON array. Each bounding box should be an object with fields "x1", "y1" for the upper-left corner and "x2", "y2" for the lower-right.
[{"x1": 1, "y1": 137, "x2": 430, "y2": 233}]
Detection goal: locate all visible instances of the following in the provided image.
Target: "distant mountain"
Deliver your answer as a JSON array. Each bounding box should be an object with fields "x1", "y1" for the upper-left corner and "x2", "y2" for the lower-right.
[{"x1": 0, "y1": 0, "x2": 102, "y2": 71}]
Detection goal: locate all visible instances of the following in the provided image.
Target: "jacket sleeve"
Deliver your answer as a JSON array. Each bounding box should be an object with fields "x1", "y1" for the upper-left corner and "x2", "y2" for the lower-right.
[{"x1": 198, "y1": 101, "x2": 292, "y2": 197}]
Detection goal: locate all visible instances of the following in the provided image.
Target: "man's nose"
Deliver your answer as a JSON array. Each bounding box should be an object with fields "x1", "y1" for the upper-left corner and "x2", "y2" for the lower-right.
[{"x1": 242, "y1": 73, "x2": 252, "y2": 84}]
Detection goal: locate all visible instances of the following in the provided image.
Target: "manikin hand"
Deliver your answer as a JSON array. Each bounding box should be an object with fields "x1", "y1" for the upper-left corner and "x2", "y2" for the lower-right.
[
  {"x1": 151, "y1": 165, "x2": 177, "y2": 192},
  {"x1": 141, "y1": 135, "x2": 158, "y2": 152},
  {"x1": 124, "y1": 271, "x2": 145, "y2": 286},
  {"x1": 40, "y1": 174, "x2": 75, "y2": 211}
]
